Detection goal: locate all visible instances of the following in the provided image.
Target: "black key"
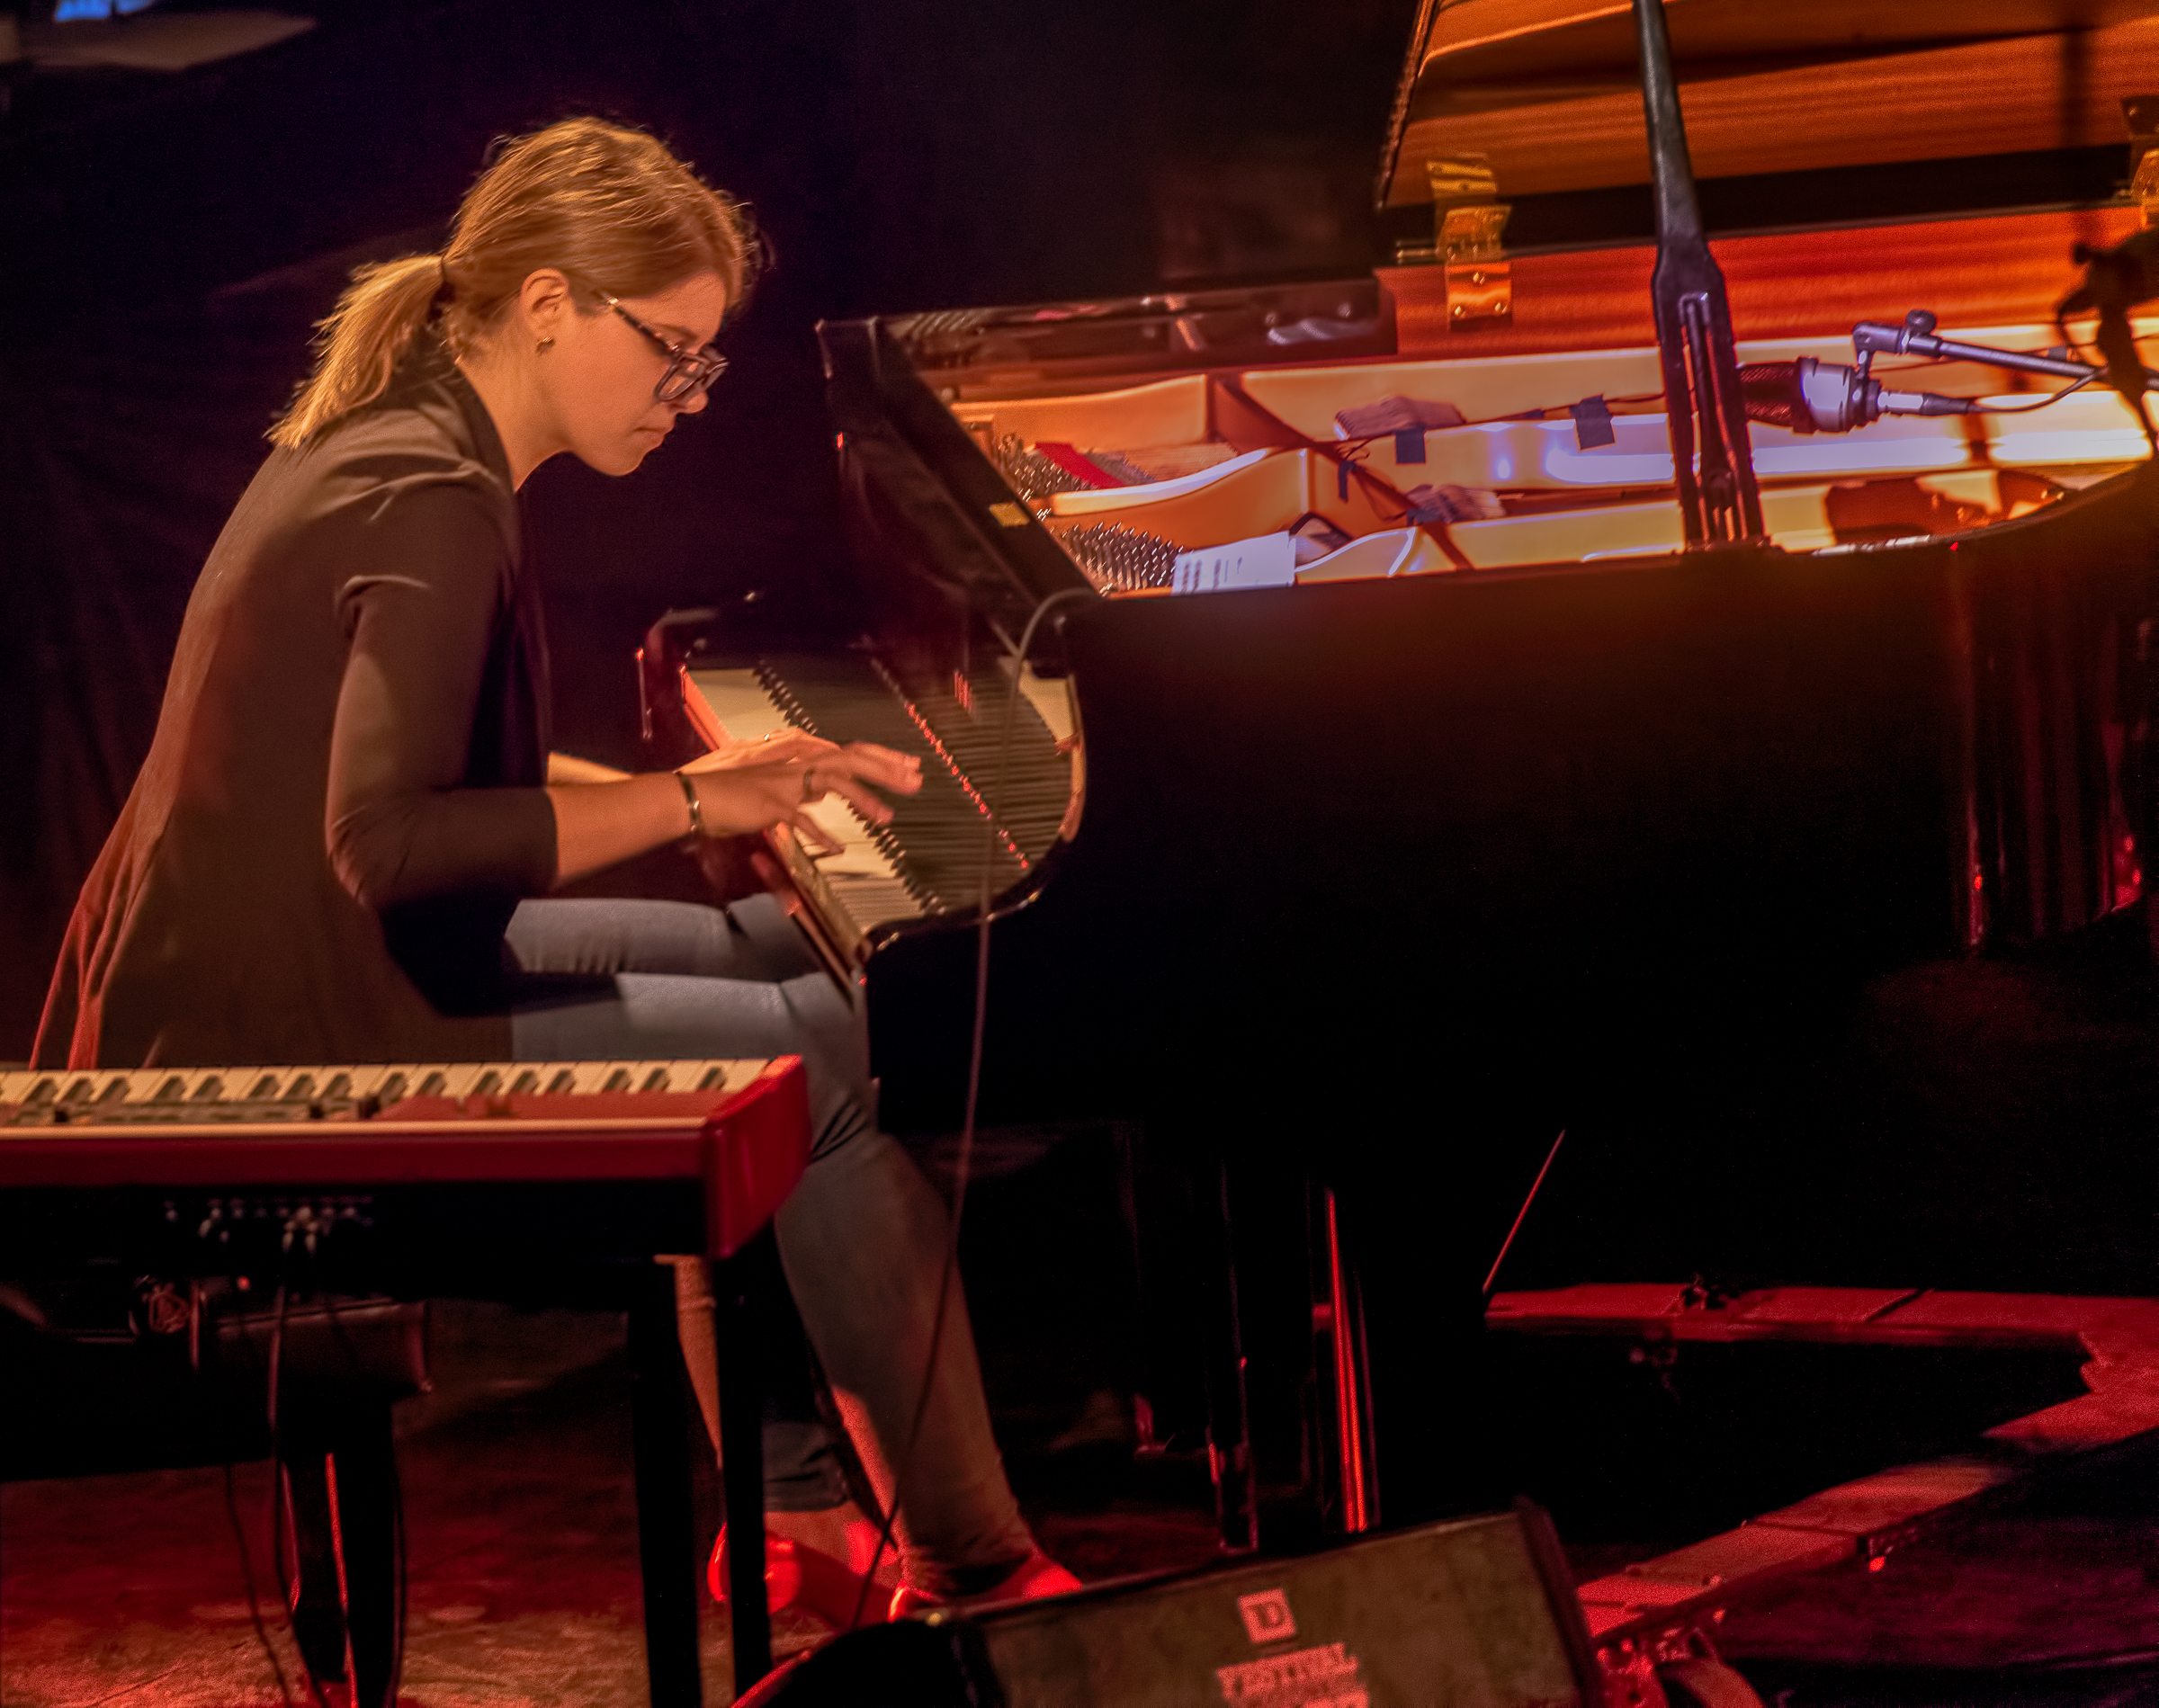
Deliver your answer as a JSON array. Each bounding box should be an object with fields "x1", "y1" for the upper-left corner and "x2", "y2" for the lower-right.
[
  {"x1": 547, "y1": 1069, "x2": 577, "y2": 1095},
  {"x1": 472, "y1": 1070, "x2": 502, "y2": 1096},
  {"x1": 642, "y1": 1068, "x2": 670, "y2": 1092},
  {"x1": 510, "y1": 1069, "x2": 541, "y2": 1094},
  {"x1": 604, "y1": 1068, "x2": 632, "y2": 1092},
  {"x1": 417, "y1": 1071, "x2": 448, "y2": 1096}
]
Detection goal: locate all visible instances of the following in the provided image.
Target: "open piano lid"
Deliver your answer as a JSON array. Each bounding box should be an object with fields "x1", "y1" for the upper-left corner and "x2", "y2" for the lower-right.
[{"x1": 1379, "y1": 0, "x2": 2159, "y2": 209}]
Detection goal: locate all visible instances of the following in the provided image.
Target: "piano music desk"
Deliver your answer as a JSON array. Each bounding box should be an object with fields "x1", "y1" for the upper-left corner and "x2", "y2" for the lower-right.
[{"x1": 0, "y1": 1056, "x2": 811, "y2": 1705}]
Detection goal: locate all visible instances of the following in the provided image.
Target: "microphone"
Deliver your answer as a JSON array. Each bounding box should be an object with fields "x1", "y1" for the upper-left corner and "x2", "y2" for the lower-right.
[{"x1": 1741, "y1": 356, "x2": 1980, "y2": 434}]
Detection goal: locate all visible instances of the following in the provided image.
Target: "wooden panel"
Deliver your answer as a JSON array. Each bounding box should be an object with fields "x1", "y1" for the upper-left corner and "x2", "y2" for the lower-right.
[
  {"x1": 1387, "y1": 18, "x2": 2159, "y2": 204},
  {"x1": 1408, "y1": 0, "x2": 2159, "y2": 93},
  {"x1": 1383, "y1": 204, "x2": 2143, "y2": 356},
  {"x1": 1750, "y1": 1458, "x2": 2017, "y2": 1536}
]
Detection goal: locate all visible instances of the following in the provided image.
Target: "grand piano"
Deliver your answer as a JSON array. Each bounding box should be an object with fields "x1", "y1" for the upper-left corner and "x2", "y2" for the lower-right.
[{"x1": 643, "y1": 0, "x2": 2159, "y2": 1529}]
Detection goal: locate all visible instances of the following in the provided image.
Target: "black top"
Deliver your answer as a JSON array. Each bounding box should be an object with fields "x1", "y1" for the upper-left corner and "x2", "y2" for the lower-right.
[{"x1": 35, "y1": 337, "x2": 559, "y2": 1069}]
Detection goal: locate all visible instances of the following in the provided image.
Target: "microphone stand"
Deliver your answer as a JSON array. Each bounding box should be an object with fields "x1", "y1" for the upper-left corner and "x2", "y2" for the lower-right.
[{"x1": 1634, "y1": 0, "x2": 1763, "y2": 545}]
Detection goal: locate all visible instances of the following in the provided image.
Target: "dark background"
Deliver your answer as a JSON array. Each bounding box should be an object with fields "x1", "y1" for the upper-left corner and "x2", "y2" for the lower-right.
[{"x1": 0, "y1": 0, "x2": 1418, "y2": 1057}]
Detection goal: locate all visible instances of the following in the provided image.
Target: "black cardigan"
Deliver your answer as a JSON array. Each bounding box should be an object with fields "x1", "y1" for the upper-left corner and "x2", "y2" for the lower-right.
[{"x1": 36, "y1": 337, "x2": 559, "y2": 1068}]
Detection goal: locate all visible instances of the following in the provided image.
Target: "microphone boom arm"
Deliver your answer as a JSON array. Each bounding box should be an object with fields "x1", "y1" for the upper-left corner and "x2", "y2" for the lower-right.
[{"x1": 1854, "y1": 310, "x2": 2100, "y2": 382}]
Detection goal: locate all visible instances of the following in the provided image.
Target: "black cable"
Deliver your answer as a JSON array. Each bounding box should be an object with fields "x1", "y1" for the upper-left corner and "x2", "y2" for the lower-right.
[
  {"x1": 264, "y1": 1258, "x2": 333, "y2": 1708},
  {"x1": 847, "y1": 586, "x2": 1097, "y2": 1626},
  {"x1": 1330, "y1": 359, "x2": 2100, "y2": 456},
  {"x1": 1976, "y1": 372, "x2": 2101, "y2": 413},
  {"x1": 222, "y1": 1462, "x2": 298, "y2": 1708}
]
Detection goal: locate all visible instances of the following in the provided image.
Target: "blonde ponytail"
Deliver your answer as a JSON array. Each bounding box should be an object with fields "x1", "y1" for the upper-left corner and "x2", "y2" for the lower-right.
[
  {"x1": 269, "y1": 118, "x2": 759, "y2": 450},
  {"x1": 270, "y1": 253, "x2": 445, "y2": 449}
]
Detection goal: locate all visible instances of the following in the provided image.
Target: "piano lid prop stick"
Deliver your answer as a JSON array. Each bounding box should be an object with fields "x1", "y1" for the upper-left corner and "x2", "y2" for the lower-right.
[
  {"x1": 1632, "y1": 0, "x2": 1763, "y2": 546},
  {"x1": 1483, "y1": 1129, "x2": 1568, "y2": 1299}
]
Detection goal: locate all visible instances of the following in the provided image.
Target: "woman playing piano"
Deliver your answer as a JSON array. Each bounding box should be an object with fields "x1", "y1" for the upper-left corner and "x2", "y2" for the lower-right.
[{"x1": 34, "y1": 117, "x2": 1072, "y2": 1618}]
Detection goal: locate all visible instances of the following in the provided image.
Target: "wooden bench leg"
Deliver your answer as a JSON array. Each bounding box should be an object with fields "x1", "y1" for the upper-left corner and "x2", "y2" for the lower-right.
[{"x1": 632, "y1": 1265, "x2": 706, "y2": 1708}]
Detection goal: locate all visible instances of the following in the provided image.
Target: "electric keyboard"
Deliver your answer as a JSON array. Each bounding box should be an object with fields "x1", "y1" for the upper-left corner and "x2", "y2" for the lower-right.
[
  {"x1": 0, "y1": 1056, "x2": 813, "y2": 1704},
  {"x1": 0, "y1": 1057, "x2": 808, "y2": 1261}
]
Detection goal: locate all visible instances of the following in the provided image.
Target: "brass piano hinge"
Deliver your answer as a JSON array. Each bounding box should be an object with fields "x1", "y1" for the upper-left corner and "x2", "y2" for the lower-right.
[
  {"x1": 1398, "y1": 154, "x2": 1511, "y2": 328},
  {"x1": 2124, "y1": 97, "x2": 2159, "y2": 225}
]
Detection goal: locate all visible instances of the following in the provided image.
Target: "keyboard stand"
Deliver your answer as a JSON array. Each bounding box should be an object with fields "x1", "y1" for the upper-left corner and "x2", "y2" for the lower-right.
[{"x1": 632, "y1": 1255, "x2": 771, "y2": 1704}]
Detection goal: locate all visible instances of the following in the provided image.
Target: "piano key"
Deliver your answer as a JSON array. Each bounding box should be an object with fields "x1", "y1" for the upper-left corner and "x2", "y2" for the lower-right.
[
  {"x1": 825, "y1": 876, "x2": 926, "y2": 936},
  {"x1": 683, "y1": 653, "x2": 1071, "y2": 945},
  {"x1": 1, "y1": 1060, "x2": 753, "y2": 1121},
  {"x1": 358, "y1": 1064, "x2": 420, "y2": 1102}
]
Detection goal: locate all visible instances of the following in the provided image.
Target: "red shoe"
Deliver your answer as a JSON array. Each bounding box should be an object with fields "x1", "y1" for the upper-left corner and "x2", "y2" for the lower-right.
[
  {"x1": 709, "y1": 1526, "x2": 894, "y2": 1630},
  {"x1": 888, "y1": 1548, "x2": 1081, "y2": 1619}
]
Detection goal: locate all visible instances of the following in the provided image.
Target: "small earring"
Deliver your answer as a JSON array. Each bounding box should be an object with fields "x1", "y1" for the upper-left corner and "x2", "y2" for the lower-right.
[{"x1": 536, "y1": 336, "x2": 554, "y2": 353}]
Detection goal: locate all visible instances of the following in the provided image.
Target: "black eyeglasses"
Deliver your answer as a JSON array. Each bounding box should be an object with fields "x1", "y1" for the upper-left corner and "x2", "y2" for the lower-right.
[{"x1": 599, "y1": 292, "x2": 729, "y2": 402}]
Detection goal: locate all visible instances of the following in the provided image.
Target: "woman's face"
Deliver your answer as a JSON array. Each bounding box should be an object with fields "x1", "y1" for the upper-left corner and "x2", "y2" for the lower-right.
[{"x1": 544, "y1": 270, "x2": 729, "y2": 478}]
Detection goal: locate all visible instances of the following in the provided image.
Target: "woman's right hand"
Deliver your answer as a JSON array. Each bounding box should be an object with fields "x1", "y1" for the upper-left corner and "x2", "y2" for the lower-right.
[{"x1": 677, "y1": 730, "x2": 922, "y2": 847}]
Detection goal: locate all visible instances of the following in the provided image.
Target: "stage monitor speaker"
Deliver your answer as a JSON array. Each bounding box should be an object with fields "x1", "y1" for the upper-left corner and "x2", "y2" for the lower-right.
[{"x1": 753, "y1": 1502, "x2": 1603, "y2": 1707}]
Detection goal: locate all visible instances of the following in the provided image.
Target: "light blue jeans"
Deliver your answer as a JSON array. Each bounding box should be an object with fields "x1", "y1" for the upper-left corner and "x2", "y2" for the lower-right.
[{"x1": 504, "y1": 896, "x2": 1032, "y2": 1587}]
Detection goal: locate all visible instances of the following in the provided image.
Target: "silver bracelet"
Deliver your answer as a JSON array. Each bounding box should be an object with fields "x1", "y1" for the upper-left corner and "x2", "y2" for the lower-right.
[{"x1": 673, "y1": 769, "x2": 703, "y2": 838}]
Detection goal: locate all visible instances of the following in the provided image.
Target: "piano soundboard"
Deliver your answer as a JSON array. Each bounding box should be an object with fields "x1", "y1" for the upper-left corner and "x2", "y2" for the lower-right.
[{"x1": 680, "y1": 652, "x2": 1077, "y2": 961}]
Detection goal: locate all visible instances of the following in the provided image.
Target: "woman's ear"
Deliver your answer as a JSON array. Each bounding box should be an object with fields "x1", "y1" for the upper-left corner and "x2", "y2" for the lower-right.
[{"x1": 516, "y1": 267, "x2": 575, "y2": 347}]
